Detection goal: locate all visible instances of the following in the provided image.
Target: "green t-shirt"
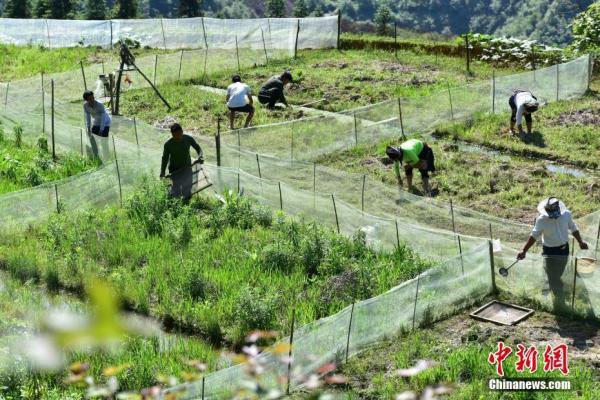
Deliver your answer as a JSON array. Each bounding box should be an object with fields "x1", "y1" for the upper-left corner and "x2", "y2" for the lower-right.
[
  {"x1": 161, "y1": 135, "x2": 202, "y2": 175},
  {"x1": 400, "y1": 139, "x2": 423, "y2": 165}
]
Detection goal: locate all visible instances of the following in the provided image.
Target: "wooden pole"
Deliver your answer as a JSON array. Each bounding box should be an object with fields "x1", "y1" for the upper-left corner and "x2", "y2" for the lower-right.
[
  {"x1": 80, "y1": 128, "x2": 83, "y2": 156},
  {"x1": 131, "y1": 60, "x2": 171, "y2": 110},
  {"x1": 41, "y1": 73, "x2": 45, "y2": 133},
  {"x1": 80, "y1": 61, "x2": 87, "y2": 91},
  {"x1": 450, "y1": 198, "x2": 457, "y2": 235},
  {"x1": 465, "y1": 34, "x2": 470, "y2": 74},
  {"x1": 556, "y1": 64, "x2": 560, "y2": 102},
  {"x1": 109, "y1": 20, "x2": 113, "y2": 49},
  {"x1": 4, "y1": 82, "x2": 9, "y2": 108},
  {"x1": 290, "y1": 121, "x2": 294, "y2": 161},
  {"x1": 260, "y1": 27, "x2": 269, "y2": 65},
  {"x1": 394, "y1": 21, "x2": 397, "y2": 59},
  {"x1": 51, "y1": 79, "x2": 56, "y2": 161},
  {"x1": 345, "y1": 301, "x2": 355, "y2": 363},
  {"x1": 353, "y1": 112, "x2": 358, "y2": 146},
  {"x1": 113, "y1": 136, "x2": 123, "y2": 207},
  {"x1": 595, "y1": 217, "x2": 600, "y2": 255},
  {"x1": 488, "y1": 240, "x2": 497, "y2": 295},
  {"x1": 216, "y1": 118, "x2": 221, "y2": 166},
  {"x1": 397, "y1": 98, "x2": 406, "y2": 140},
  {"x1": 361, "y1": 174, "x2": 366, "y2": 213},
  {"x1": 133, "y1": 117, "x2": 139, "y2": 147},
  {"x1": 54, "y1": 184, "x2": 60, "y2": 214},
  {"x1": 337, "y1": 10, "x2": 341, "y2": 50},
  {"x1": 395, "y1": 219, "x2": 400, "y2": 248},
  {"x1": 313, "y1": 162, "x2": 316, "y2": 193},
  {"x1": 201, "y1": 17, "x2": 208, "y2": 49},
  {"x1": 153, "y1": 54, "x2": 158, "y2": 86},
  {"x1": 332, "y1": 194, "x2": 340, "y2": 234},
  {"x1": 178, "y1": 49, "x2": 184, "y2": 80},
  {"x1": 235, "y1": 35, "x2": 241, "y2": 72},
  {"x1": 286, "y1": 306, "x2": 296, "y2": 395},
  {"x1": 489, "y1": 223, "x2": 493, "y2": 241},
  {"x1": 457, "y1": 235, "x2": 464, "y2": 275},
  {"x1": 447, "y1": 83, "x2": 454, "y2": 120},
  {"x1": 571, "y1": 258, "x2": 578, "y2": 312},
  {"x1": 412, "y1": 275, "x2": 420, "y2": 330},
  {"x1": 160, "y1": 18, "x2": 167, "y2": 50},
  {"x1": 294, "y1": 19, "x2": 301, "y2": 59},
  {"x1": 531, "y1": 45, "x2": 536, "y2": 70},
  {"x1": 255, "y1": 153, "x2": 262, "y2": 178},
  {"x1": 278, "y1": 182, "x2": 283, "y2": 210},
  {"x1": 45, "y1": 19, "x2": 51, "y2": 47},
  {"x1": 492, "y1": 70, "x2": 496, "y2": 114}
]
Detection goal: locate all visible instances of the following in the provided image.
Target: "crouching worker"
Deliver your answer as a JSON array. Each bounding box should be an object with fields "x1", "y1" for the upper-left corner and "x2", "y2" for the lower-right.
[
  {"x1": 258, "y1": 71, "x2": 292, "y2": 110},
  {"x1": 386, "y1": 139, "x2": 435, "y2": 195},
  {"x1": 517, "y1": 198, "x2": 588, "y2": 314},
  {"x1": 226, "y1": 74, "x2": 254, "y2": 130},
  {"x1": 160, "y1": 123, "x2": 204, "y2": 200},
  {"x1": 509, "y1": 90, "x2": 539, "y2": 136}
]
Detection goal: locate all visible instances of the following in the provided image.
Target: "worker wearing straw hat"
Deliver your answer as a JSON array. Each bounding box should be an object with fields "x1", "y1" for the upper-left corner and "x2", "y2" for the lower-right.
[
  {"x1": 509, "y1": 90, "x2": 539, "y2": 137},
  {"x1": 385, "y1": 139, "x2": 435, "y2": 195},
  {"x1": 517, "y1": 198, "x2": 588, "y2": 313}
]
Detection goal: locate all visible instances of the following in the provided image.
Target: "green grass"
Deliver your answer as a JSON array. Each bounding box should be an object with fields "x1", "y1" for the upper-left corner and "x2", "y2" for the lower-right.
[
  {"x1": 339, "y1": 311, "x2": 600, "y2": 399},
  {"x1": 119, "y1": 47, "x2": 520, "y2": 134},
  {"x1": 0, "y1": 179, "x2": 430, "y2": 350},
  {"x1": 0, "y1": 272, "x2": 219, "y2": 400},
  {"x1": 0, "y1": 44, "x2": 169, "y2": 81},
  {"x1": 435, "y1": 83, "x2": 600, "y2": 170},
  {"x1": 0, "y1": 123, "x2": 98, "y2": 195}
]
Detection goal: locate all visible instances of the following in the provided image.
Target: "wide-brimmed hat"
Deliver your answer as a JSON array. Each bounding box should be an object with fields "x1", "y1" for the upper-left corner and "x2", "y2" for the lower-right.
[{"x1": 537, "y1": 197, "x2": 567, "y2": 218}]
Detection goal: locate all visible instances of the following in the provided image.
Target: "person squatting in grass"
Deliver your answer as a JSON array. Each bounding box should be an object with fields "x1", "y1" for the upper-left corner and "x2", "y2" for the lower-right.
[
  {"x1": 509, "y1": 90, "x2": 539, "y2": 137},
  {"x1": 160, "y1": 123, "x2": 204, "y2": 200},
  {"x1": 226, "y1": 74, "x2": 254, "y2": 130},
  {"x1": 83, "y1": 90, "x2": 112, "y2": 160},
  {"x1": 517, "y1": 198, "x2": 589, "y2": 314},
  {"x1": 386, "y1": 139, "x2": 435, "y2": 195},
  {"x1": 258, "y1": 71, "x2": 293, "y2": 110}
]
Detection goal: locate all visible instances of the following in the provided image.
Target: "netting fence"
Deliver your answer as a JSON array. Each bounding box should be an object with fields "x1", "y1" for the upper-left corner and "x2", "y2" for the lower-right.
[
  {"x1": 0, "y1": 16, "x2": 339, "y2": 52},
  {"x1": 0, "y1": 37, "x2": 598, "y2": 399}
]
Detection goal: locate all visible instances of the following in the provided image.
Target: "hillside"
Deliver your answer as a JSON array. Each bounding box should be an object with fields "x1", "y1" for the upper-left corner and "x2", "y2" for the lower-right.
[{"x1": 0, "y1": 0, "x2": 592, "y2": 46}]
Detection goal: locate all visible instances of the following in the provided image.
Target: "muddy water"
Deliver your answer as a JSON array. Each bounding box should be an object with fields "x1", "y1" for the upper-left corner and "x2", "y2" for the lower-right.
[{"x1": 545, "y1": 163, "x2": 587, "y2": 178}]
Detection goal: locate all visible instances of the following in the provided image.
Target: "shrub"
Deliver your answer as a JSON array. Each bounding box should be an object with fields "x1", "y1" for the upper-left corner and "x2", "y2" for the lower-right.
[
  {"x1": 300, "y1": 226, "x2": 327, "y2": 276},
  {"x1": 231, "y1": 286, "x2": 279, "y2": 344},
  {"x1": 571, "y1": 2, "x2": 600, "y2": 55},
  {"x1": 37, "y1": 135, "x2": 48, "y2": 152},
  {"x1": 24, "y1": 168, "x2": 43, "y2": 186},
  {"x1": 206, "y1": 190, "x2": 271, "y2": 237},
  {"x1": 0, "y1": 123, "x2": 4, "y2": 142},
  {"x1": 260, "y1": 242, "x2": 299, "y2": 273},
  {"x1": 13, "y1": 125, "x2": 22, "y2": 147}
]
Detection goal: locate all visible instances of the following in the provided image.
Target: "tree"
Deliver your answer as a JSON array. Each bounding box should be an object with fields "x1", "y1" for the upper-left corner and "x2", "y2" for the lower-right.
[
  {"x1": 266, "y1": 0, "x2": 285, "y2": 18},
  {"x1": 571, "y1": 1, "x2": 600, "y2": 54},
  {"x1": 113, "y1": 0, "x2": 137, "y2": 18},
  {"x1": 3, "y1": 0, "x2": 32, "y2": 17},
  {"x1": 178, "y1": 0, "x2": 201, "y2": 17},
  {"x1": 47, "y1": 0, "x2": 74, "y2": 18},
  {"x1": 293, "y1": 0, "x2": 308, "y2": 18},
  {"x1": 374, "y1": 2, "x2": 392, "y2": 36},
  {"x1": 34, "y1": 0, "x2": 50, "y2": 17},
  {"x1": 312, "y1": 4, "x2": 323, "y2": 17},
  {"x1": 85, "y1": 0, "x2": 107, "y2": 19}
]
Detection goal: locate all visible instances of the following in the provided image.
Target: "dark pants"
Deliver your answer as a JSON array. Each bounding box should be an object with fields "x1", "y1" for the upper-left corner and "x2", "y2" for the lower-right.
[
  {"x1": 228, "y1": 104, "x2": 254, "y2": 113},
  {"x1": 542, "y1": 243, "x2": 569, "y2": 313},
  {"x1": 89, "y1": 126, "x2": 110, "y2": 161},
  {"x1": 91, "y1": 126, "x2": 110, "y2": 137},
  {"x1": 258, "y1": 88, "x2": 284, "y2": 109},
  {"x1": 509, "y1": 92, "x2": 537, "y2": 124},
  {"x1": 169, "y1": 165, "x2": 194, "y2": 200},
  {"x1": 405, "y1": 144, "x2": 435, "y2": 178}
]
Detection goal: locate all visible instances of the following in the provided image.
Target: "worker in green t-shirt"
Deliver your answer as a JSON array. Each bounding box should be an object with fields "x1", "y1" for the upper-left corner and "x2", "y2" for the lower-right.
[
  {"x1": 385, "y1": 139, "x2": 435, "y2": 195},
  {"x1": 160, "y1": 123, "x2": 203, "y2": 199}
]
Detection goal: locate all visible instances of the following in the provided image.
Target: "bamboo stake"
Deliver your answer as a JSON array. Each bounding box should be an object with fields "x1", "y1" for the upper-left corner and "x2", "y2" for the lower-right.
[
  {"x1": 260, "y1": 27, "x2": 269, "y2": 65},
  {"x1": 286, "y1": 305, "x2": 296, "y2": 395},
  {"x1": 235, "y1": 35, "x2": 241, "y2": 72},
  {"x1": 571, "y1": 258, "x2": 578, "y2": 312},
  {"x1": 54, "y1": 184, "x2": 60, "y2": 214},
  {"x1": 51, "y1": 79, "x2": 56, "y2": 161},
  {"x1": 412, "y1": 275, "x2": 420, "y2": 330},
  {"x1": 397, "y1": 98, "x2": 406, "y2": 140},
  {"x1": 361, "y1": 174, "x2": 366, "y2": 213},
  {"x1": 332, "y1": 194, "x2": 340, "y2": 234},
  {"x1": 489, "y1": 240, "x2": 497, "y2": 295},
  {"x1": 278, "y1": 182, "x2": 283, "y2": 210},
  {"x1": 178, "y1": 49, "x2": 184, "y2": 80},
  {"x1": 80, "y1": 61, "x2": 87, "y2": 91},
  {"x1": 447, "y1": 83, "x2": 454, "y2": 120},
  {"x1": 255, "y1": 153, "x2": 262, "y2": 178}
]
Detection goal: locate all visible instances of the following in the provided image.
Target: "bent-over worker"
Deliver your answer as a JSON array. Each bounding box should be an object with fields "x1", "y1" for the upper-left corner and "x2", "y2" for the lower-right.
[
  {"x1": 258, "y1": 71, "x2": 292, "y2": 110},
  {"x1": 517, "y1": 198, "x2": 588, "y2": 313},
  {"x1": 160, "y1": 123, "x2": 203, "y2": 200},
  {"x1": 226, "y1": 74, "x2": 254, "y2": 130},
  {"x1": 83, "y1": 90, "x2": 112, "y2": 160},
  {"x1": 509, "y1": 90, "x2": 539, "y2": 136},
  {"x1": 386, "y1": 139, "x2": 435, "y2": 195}
]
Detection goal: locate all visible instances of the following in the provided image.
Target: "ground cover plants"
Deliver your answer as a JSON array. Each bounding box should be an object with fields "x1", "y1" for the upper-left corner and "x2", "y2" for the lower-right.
[{"x1": 0, "y1": 122, "x2": 98, "y2": 195}]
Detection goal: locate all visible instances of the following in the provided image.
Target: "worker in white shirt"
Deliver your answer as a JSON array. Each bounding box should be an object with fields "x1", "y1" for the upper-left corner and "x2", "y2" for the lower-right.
[
  {"x1": 509, "y1": 90, "x2": 539, "y2": 136},
  {"x1": 226, "y1": 74, "x2": 254, "y2": 130},
  {"x1": 517, "y1": 198, "x2": 588, "y2": 313}
]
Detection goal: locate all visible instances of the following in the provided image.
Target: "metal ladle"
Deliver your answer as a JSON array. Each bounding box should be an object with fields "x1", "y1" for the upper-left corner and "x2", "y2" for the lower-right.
[{"x1": 499, "y1": 259, "x2": 521, "y2": 277}]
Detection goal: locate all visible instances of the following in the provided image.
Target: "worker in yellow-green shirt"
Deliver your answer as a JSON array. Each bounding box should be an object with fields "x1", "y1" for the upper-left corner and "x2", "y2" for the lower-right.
[{"x1": 385, "y1": 139, "x2": 435, "y2": 195}]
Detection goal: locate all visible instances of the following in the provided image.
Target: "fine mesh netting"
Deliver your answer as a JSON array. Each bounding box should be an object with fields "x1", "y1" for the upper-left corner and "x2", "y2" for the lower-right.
[
  {"x1": 0, "y1": 36, "x2": 597, "y2": 399},
  {"x1": 0, "y1": 16, "x2": 339, "y2": 51}
]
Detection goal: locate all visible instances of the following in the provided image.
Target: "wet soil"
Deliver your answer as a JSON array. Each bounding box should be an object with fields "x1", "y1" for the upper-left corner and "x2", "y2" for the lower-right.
[{"x1": 554, "y1": 108, "x2": 600, "y2": 126}]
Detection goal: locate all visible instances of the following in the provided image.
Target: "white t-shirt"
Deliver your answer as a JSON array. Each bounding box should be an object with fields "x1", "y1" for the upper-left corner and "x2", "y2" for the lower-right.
[
  {"x1": 226, "y1": 82, "x2": 251, "y2": 108},
  {"x1": 83, "y1": 100, "x2": 112, "y2": 130},
  {"x1": 531, "y1": 211, "x2": 578, "y2": 247},
  {"x1": 514, "y1": 91, "x2": 535, "y2": 126}
]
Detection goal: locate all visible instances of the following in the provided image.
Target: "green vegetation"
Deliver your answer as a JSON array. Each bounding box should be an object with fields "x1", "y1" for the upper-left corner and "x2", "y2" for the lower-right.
[
  {"x1": 571, "y1": 2, "x2": 600, "y2": 54},
  {"x1": 340, "y1": 310, "x2": 600, "y2": 399},
  {"x1": 0, "y1": 123, "x2": 98, "y2": 195},
  {"x1": 0, "y1": 179, "x2": 430, "y2": 351}
]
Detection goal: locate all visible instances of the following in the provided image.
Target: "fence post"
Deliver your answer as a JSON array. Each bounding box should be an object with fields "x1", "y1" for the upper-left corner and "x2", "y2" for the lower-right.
[
  {"x1": 178, "y1": 49, "x2": 184, "y2": 80},
  {"x1": 588, "y1": 54, "x2": 594, "y2": 91},
  {"x1": 595, "y1": 217, "x2": 600, "y2": 255},
  {"x1": 235, "y1": 35, "x2": 241, "y2": 72},
  {"x1": 489, "y1": 223, "x2": 493, "y2": 241},
  {"x1": 133, "y1": 116, "x2": 139, "y2": 148},
  {"x1": 556, "y1": 63, "x2": 559, "y2": 102},
  {"x1": 4, "y1": 81, "x2": 9, "y2": 109},
  {"x1": 394, "y1": 21, "x2": 397, "y2": 59},
  {"x1": 313, "y1": 162, "x2": 316, "y2": 193},
  {"x1": 109, "y1": 20, "x2": 113, "y2": 49},
  {"x1": 397, "y1": 98, "x2": 406, "y2": 140},
  {"x1": 153, "y1": 54, "x2": 158, "y2": 86},
  {"x1": 411, "y1": 275, "x2": 420, "y2": 330},
  {"x1": 294, "y1": 19, "x2": 301, "y2": 59},
  {"x1": 447, "y1": 84, "x2": 454, "y2": 120},
  {"x1": 260, "y1": 27, "x2": 269, "y2": 65},
  {"x1": 278, "y1": 182, "x2": 283, "y2": 210},
  {"x1": 80, "y1": 128, "x2": 84, "y2": 156},
  {"x1": 41, "y1": 73, "x2": 45, "y2": 133},
  {"x1": 345, "y1": 301, "x2": 355, "y2": 363},
  {"x1": 337, "y1": 10, "x2": 341, "y2": 50},
  {"x1": 488, "y1": 240, "x2": 497, "y2": 295},
  {"x1": 160, "y1": 18, "x2": 167, "y2": 50},
  {"x1": 286, "y1": 306, "x2": 296, "y2": 395},
  {"x1": 571, "y1": 258, "x2": 578, "y2": 312},
  {"x1": 290, "y1": 121, "x2": 295, "y2": 162},
  {"x1": 255, "y1": 153, "x2": 262, "y2": 178},
  {"x1": 492, "y1": 70, "x2": 496, "y2": 114},
  {"x1": 216, "y1": 118, "x2": 221, "y2": 166},
  {"x1": 45, "y1": 19, "x2": 51, "y2": 47},
  {"x1": 51, "y1": 79, "x2": 56, "y2": 161},
  {"x1": 449, "y1": 198, "x2": 457, "y2": 235},
  {"x1": 332, "y1": 194, "x2": 340, "y2": 234},
  {"x1": 201, "y1": 376, "x2": 205, "y2": 400},
  {"x1": 395, "y1": 219, "x2": 400, "y2": 249},
  {"x1": 361, "y1": 174, "x2": 366, "y2": 213},
  {"x1": 353, "y1": 112, "x2": 358, "y2": 146},
  {"x1": 531, "y1": 45, "x2": 536, "y2": 70},
  {"x1": 113, "y1": 136, "x2": 123, "y2": 207},
  {"x1": 54, "y1": 184, "x2": 60, "y2": 214},
  {"x1": 465, "y1": 34, "x2": 470, "y2": 74},
  {"x1": 457, "y1": 235, "x2": 464, "y2": 275},
  {"x1": 80, "y1": 61, "x2": 87, "y2": 91}
]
